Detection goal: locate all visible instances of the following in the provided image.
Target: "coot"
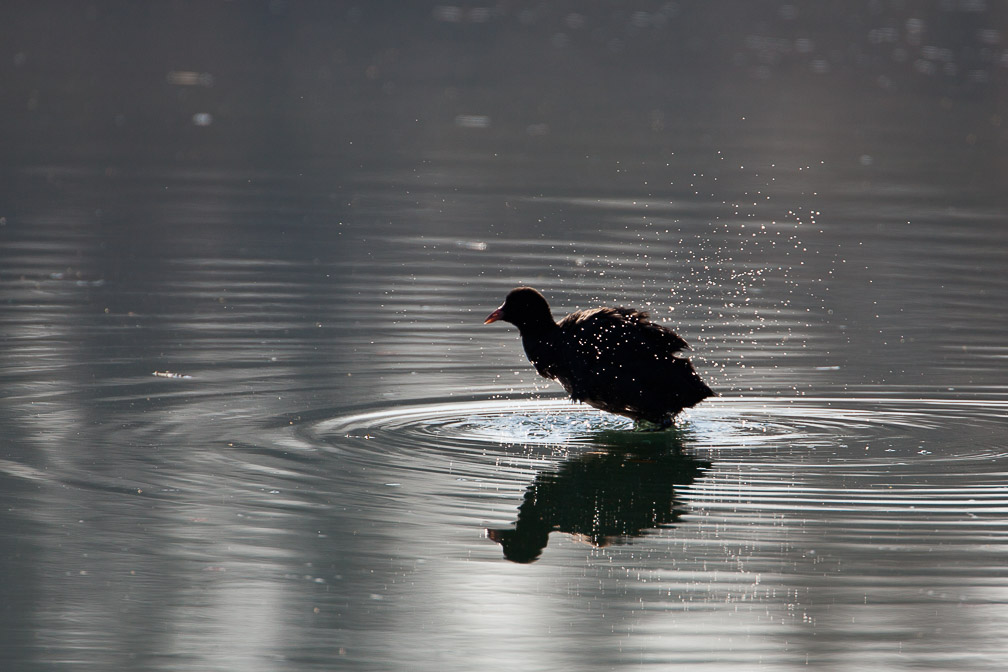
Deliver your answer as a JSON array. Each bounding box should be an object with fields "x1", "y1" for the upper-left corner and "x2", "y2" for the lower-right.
[{"x1": 485, "y1": 287, "x2": 714, "y2": 427}]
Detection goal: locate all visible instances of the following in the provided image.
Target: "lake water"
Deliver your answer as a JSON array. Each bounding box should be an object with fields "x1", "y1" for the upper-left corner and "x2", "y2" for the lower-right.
[{"x1": 2, "y1": 3, "x2": 1008, "y2": 670}]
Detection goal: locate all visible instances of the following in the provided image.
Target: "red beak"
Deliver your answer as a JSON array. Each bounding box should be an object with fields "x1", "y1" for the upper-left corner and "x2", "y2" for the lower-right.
[{"x1": 484, "y1": 307, "x2": 504, "y2": 324}]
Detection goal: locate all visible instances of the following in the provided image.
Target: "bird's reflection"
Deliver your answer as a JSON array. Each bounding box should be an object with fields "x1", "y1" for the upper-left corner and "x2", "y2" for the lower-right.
[{"x1": 487, "y1": 428, "x2": 709, "y2": 563}]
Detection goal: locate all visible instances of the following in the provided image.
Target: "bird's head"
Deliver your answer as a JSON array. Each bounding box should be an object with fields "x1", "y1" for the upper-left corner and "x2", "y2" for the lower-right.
[{"x1": 484, "y1": 287, "x2": 555, "y2": 331}]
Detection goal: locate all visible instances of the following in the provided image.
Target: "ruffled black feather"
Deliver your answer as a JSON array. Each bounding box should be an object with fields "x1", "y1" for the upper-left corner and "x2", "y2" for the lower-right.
[{"x1": 486, "y1": 287, "x2": 714, "y2": 425}]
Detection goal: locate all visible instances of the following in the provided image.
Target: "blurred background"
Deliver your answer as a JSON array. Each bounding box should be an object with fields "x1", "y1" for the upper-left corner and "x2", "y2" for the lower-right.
[{"x1": 4, "y1": 1, "x2": 1006, "y2": 396}]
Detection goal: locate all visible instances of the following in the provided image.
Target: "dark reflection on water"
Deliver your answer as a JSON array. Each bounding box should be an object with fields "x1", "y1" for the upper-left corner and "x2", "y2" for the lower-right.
[
  {"x1": 488, "y1": 431, "x2": 710, "y2": 563},
  {"x1": 3, "y1": 1, "x2": 1008, "y2": 670}
]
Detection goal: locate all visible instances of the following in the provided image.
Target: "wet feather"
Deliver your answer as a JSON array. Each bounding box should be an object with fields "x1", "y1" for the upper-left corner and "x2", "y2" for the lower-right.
[{"x1": 485, "y1": 287, "x2": 714, "y2": 426}]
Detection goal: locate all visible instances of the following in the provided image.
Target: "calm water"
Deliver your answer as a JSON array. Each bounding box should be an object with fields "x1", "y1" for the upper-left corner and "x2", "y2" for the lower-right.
[{"x1": 3, "y1": 2, "x2": 1008, "y2": 670}]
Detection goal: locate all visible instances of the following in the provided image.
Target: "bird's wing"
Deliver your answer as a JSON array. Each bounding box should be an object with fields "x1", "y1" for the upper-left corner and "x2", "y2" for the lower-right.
[
  {"x1": 611, "y1": 307, "x2": 690, "y2": 352},
  {"x1": 560, "y1": 307, "x2": 689, "y2": 360}
]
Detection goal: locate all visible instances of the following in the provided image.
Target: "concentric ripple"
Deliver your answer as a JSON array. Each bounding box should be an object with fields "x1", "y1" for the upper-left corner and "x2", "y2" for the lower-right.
[
  {"x1": 315, "y1": 395, "x2": 1008, "y2": 459},
  {"x1": 309, "y1": 396, "x2": 1008, "y2": 553},
  {"x1": 321, "y1": 398, "x2": 632, "y2": 446}
]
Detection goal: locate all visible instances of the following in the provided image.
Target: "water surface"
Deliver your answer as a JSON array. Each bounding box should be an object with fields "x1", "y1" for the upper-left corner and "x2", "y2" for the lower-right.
[{"x1": 2, "y1": 2, "x2": 1008, "y2": 670}]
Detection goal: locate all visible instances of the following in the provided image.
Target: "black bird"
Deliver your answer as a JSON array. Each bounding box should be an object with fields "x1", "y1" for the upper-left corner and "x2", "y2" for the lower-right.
[{"x1": 484, "y1": 287, "x2": 714, "y2": 427}]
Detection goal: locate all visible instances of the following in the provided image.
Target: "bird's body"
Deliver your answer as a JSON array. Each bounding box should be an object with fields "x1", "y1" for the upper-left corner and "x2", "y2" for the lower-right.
[{"x1": 485, "y1": 287, "x2": 714, "y2": 427}]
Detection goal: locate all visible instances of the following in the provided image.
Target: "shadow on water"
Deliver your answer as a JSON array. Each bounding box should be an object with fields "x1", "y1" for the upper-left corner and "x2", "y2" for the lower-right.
[{"x1": 487, "y1": 427, "x2": 710, "y2": 563}]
